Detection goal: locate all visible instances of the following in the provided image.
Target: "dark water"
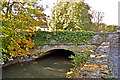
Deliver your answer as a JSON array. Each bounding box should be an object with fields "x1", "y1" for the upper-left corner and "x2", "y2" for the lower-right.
[{"x1": 2, "y1": 49, "x2": 73, "y2": 78}]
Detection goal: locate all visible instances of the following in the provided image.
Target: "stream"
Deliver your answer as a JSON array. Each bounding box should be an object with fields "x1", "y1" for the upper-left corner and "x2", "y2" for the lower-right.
[{"x1": 2, "y1": 49, "x2": 74, "y2": 78}]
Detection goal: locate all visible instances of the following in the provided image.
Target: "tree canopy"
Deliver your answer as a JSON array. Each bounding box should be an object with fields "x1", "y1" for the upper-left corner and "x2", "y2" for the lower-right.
[
  {"x1": 1, "y1": 0, "x2": 47, "y2": 61},
  {"x1": 48, "y1": 0, "x2": 92, "y2": 31}
]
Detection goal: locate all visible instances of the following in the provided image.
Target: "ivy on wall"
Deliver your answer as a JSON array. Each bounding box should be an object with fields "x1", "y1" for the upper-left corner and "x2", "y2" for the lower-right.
[
  {"x1": 66, "y1": 45, "x2": 95, "y2": 78},
  {"x1": 31, "y1": 30, "x2": 95, "y2": 47}
]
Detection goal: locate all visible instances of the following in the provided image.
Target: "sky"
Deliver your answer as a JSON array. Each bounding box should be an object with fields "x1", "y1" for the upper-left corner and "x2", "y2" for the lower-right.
[{"x1": 40, "y1": 0, "x2": 120, "y2": 25}]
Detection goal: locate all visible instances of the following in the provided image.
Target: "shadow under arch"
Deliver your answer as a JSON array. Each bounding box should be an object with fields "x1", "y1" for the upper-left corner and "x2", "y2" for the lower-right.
[{"x1": 36, "y1": 49, "x2": 75, "y2": 60}]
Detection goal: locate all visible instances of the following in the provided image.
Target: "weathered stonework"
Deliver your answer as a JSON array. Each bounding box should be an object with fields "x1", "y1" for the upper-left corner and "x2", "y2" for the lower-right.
[
  {"x1": 89, "y1": 35, "x2": 103, "y2": 44},
  {"x1": 77, "y1": 42, "x2": 110, "y2": 78},
  {"x1": 30, "y1": 45, "x2": 97, "y2": 59},
  {"x1": 106, "y1": 33, "x2": 119, "y2": 44},
  {"x1": 89, "y1": 32, "x2": 119, "y2": 45},
  {"x1": 95, "y1": 42, "x2": 110, "y2": 55}
]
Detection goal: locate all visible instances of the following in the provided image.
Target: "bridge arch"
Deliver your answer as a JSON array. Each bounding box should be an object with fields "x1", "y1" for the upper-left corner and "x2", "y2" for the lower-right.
[
  {"x1": 35, "y1": 49, "x2": 75, "y2": 59},
  {"x1": 31, "y1": 45, "x2": 96, "y2": 59}
]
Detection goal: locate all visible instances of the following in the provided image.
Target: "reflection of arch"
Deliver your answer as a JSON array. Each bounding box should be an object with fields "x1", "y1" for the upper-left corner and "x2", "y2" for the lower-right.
[{"x1": 37, "y1": 49, "x2": 75, "y2": 59}]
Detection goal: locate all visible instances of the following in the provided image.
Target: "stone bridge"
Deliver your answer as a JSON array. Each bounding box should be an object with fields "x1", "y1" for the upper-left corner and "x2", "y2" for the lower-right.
[
  {"x1": 30, "y1": 32, "x2": 119, "y2": 59},
  {"x1": 29, "y1": 32, "x2": 119, "y2": 78},
  {"x1": 30, "y1": 44, "x2": 96, "y2": 59}
]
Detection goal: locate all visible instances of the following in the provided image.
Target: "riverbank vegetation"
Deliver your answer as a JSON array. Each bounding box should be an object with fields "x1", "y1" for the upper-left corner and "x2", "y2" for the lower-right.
[{"x1": 1, "y1": 1, "x2": 47, "y2": 63}]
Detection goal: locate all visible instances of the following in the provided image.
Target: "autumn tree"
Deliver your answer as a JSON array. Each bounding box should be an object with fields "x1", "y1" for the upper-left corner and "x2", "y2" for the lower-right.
[
  {"x1": 91, "y1": 10, "x2": 104, "y2": 24},
  {"x1": 90, "y1": 10, "x2": 105, "y2": 32},
  {"x1": 48, "y1": 0, "x2": 92, "y2": 31},
  {"x1": 91, "y1": 11, "x2": 118, "y2": 32},
  {"x1": 1, "y1": 0, "x2": 47, "y2": 61},
  {"x1": 90, "y1": 10, "x2": 118, "y2": 32}
]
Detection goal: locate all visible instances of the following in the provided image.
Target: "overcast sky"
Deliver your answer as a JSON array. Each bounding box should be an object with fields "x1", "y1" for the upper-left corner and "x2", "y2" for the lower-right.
[{"x1": 40, "y1": 0, "x2": 119, "y2": 25}]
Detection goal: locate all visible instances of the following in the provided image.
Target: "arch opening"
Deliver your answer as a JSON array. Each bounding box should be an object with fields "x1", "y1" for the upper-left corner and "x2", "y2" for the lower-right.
[{"x1": 36, "y1": 49, "x2": 75, "y2": 60}]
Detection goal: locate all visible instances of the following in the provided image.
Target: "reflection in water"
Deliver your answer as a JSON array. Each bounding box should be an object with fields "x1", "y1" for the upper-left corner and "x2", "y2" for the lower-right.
[{"x1": 2, "y1": 49, "x2": 74, "y2": 78}]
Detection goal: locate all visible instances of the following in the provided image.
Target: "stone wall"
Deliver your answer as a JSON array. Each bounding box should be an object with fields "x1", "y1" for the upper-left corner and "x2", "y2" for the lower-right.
[
  {"x1": 77, "y1": 42, "x2": 110, "y2": 78},
  {"x1": 90, "y1": 32, "x2": 119, "y2": 45}
]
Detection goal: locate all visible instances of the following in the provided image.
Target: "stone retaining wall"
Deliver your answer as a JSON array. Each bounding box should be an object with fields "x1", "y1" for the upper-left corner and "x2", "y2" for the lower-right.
[
  {"x1": 90, "y1": 32, "x2": 119, "y2": 45},
  {"x1": 77, "y1": 42, "x2": 111, "y2": 78}
]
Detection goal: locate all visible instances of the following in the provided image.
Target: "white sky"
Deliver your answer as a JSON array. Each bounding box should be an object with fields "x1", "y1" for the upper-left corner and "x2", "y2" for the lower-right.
[{"x1": 40, "y1": 0, "x2": 120, "y2": 25}]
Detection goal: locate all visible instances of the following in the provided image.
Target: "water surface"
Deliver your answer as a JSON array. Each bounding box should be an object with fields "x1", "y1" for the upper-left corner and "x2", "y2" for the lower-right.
[{"x1": 2, "y1": 49, "x2": 73, "y2": 78}]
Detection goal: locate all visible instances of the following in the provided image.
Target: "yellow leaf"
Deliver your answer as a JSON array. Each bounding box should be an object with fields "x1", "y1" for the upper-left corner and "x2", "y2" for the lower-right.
[{"x1": 26, "y1": 48, "x2": 29, "y2": 51}]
